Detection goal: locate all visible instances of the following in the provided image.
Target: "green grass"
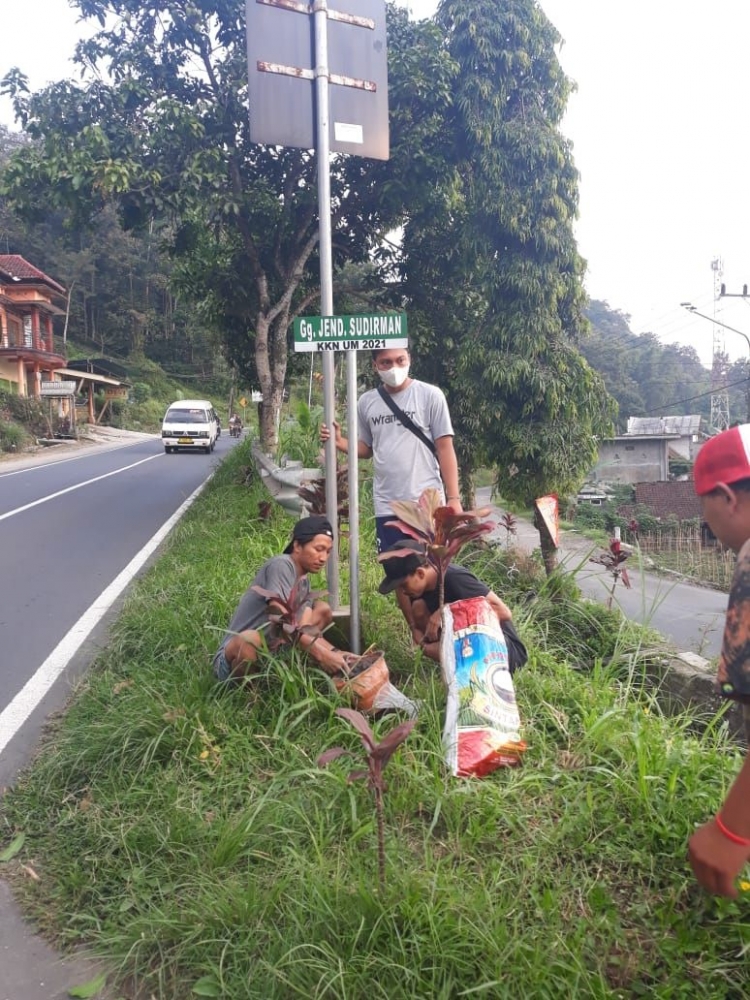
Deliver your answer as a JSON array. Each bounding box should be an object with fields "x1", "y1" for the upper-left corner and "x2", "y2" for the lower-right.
[{"x1": 1, "y1": 443, "x2": 749, "y2": 998}]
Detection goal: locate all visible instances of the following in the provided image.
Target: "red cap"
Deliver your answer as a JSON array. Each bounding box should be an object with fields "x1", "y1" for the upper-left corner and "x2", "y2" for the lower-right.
[{"x1": 693, "y1": 425, "x2": 750, "y2": 495}]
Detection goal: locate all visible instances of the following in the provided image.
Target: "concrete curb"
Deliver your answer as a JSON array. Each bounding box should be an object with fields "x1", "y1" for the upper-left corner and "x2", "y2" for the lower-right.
[{"x1": 646, "y1": 651, "x2": 746, "y2": 742}]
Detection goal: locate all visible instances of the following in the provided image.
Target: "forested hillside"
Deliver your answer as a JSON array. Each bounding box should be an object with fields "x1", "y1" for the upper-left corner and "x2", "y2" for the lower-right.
[
  {"x1": 0, "y1": 124, "x2": 227, "y2": 395},
  {"x1": 582, "y1": 299, "x2": 749, "y2": 431}
]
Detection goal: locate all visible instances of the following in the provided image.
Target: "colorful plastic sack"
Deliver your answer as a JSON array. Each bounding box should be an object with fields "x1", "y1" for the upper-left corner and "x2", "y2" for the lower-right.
[{"x1": 440, "y1": 596, "x2": 527, "y2": 777}]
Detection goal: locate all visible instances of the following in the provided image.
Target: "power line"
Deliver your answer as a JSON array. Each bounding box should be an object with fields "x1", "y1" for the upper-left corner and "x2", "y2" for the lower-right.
[{"x1": 643, "y1": 374, "x2": 749, "y2": 414}]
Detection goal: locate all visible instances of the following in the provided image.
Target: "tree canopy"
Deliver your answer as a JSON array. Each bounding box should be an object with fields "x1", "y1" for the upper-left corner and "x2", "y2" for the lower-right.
[
  {"x1": 396, "y1": 0, "x2": 616, "y2": 553},
  {"x1": 1, "y1": 1, "x2": 456, "y2": 448}
]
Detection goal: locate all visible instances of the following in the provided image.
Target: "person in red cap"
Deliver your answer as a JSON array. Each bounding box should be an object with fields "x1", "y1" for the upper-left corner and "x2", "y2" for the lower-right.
[
  {"x1": 212, "y1": 516, "x2": 351, "y2": 681},
  {"x1": 689, "y1": 424, "x2": 750, "y2": 896}
]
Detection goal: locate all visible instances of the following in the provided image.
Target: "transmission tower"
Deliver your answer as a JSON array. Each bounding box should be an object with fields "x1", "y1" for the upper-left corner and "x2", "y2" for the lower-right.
[{"x1": 710, "y1": 258, "x2": 731, "y2": 432}]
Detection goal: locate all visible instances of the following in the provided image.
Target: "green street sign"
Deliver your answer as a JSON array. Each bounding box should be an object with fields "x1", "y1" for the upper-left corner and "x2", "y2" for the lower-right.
[{"x1": 293, "y1": 312, "x2": 408, "y2": 353}]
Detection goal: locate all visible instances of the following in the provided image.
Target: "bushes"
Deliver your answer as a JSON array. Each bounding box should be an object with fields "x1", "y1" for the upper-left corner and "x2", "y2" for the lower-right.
[
  {"x1": 0, "y1": 419, "x2": 28, "y2": 452},
  {"x1": 0, "y1": 390, "x2": 49, "y2": 437}
]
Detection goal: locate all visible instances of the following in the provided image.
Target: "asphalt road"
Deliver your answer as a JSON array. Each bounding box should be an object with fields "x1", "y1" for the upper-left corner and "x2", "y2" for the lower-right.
[
  {"x1": 0, "y1": 433, "x2": 240, "y2": 789},
  {"x1": 0, "y1": 465, "x2": 730, "y2": 1000},
  {"x1": 476, "y1": 487, "x2": 729, "y2": 661}
]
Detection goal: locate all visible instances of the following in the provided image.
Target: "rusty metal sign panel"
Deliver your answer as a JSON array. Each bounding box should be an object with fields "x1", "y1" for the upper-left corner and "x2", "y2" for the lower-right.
[{"x1": 246, "y1": 0, "x2": 389, "y2": 159}]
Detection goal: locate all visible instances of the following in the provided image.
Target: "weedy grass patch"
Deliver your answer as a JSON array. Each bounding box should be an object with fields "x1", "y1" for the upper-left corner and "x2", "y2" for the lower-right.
[{"x1": 1, "y1": 442, "x2": 749, "y2": 998}]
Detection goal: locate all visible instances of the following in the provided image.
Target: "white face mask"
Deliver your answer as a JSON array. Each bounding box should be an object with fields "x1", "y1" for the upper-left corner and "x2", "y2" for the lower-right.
[{"x1": 379, "y1": 365, "x2": 410, "y2": 388}]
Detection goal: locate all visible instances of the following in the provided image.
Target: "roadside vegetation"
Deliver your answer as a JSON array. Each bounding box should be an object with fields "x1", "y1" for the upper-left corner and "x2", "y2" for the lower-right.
[
  {"x1": 570, "y1": 496, "x2": 734, "y2": 592},
  {"x1": 0, "y1": 344, "x2": 239, "y2": 454},
  {"x1": 1, "y1": 443, "x2": 748, "y2": 999}
]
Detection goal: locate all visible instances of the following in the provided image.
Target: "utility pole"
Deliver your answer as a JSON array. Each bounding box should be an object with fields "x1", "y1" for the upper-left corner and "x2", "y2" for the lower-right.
[
  {"x1": 709, "y1": 259, "x2": 731, "y2": 432},
  {"x1": 681, "y1": 301, "x2": 750, "y2": 422}
]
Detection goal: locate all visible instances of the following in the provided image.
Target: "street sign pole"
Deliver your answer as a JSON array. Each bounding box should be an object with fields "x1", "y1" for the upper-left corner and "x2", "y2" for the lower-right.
[
  {"x1": 248, "y1": 0, "x2": 389, "y2": 653},
  {"x1": 313, "y1": 0, "x2": 341, "y2": 615},
  {"x1": 346, "y1": 346, "x2": 360, "y2": 652}
]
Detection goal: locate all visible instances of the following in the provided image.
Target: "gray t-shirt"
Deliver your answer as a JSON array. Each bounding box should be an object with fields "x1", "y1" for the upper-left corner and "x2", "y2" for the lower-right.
[
  {"x1": 216, "y1": 555, "x2": 310, "y2": 654},
  {"x1": 358, "y1": 380, "x2": 454, "y2": 517}
]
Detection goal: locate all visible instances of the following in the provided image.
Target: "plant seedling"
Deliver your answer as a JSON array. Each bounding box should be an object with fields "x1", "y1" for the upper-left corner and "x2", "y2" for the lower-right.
[
  {"x1": 590, "y1": 536, "x2": 632, "y2": 608},
  {"x1": 251, "y1": 578, "x2": 327, "y2": 651},
  {"x1": 382, "y1": 487, "x2": 495, "y2": 606},
  {"x1": 317, "y1": 707, "x2": 416, "y2": 892}
]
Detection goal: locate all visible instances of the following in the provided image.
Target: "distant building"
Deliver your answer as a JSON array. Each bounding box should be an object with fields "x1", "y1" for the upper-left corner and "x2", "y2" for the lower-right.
[
  {"x1": 0, "y1": 255, "x2": 67, "y2": 397},
  {"x1": 592, "y1": 414, "x2": 705, "y2": 485},
  {"x1": 576, "y1": 482, "x2": 615, "y2": 506}
]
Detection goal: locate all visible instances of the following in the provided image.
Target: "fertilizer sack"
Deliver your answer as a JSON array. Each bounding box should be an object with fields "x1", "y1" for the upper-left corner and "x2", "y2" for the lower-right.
[{"x1": 440, "y1": 596, "x2": 527, "y2": 777}]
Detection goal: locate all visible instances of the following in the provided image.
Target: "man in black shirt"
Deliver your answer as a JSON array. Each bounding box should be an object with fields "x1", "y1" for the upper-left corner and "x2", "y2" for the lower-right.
[{"x1": 378, "y1": 540, "x2": 526, "y2": 672}]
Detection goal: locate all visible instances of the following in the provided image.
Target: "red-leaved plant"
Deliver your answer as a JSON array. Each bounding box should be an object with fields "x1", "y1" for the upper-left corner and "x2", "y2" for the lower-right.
[
  {"x1": 590, "y1": 537, "x2": 632, "y2": 609},
  {"x1": 317, "y1": 707, "x2": 416, "y2": 893},
  {"x1": 498, "y1": 511, "x2": 518, "y2": 546},
  {"x1": 381, "y1": 487, "x2": 495, "y2": 606},
  {"x1": 251, "y1": 578, "x2": 327, "y2": 652}
]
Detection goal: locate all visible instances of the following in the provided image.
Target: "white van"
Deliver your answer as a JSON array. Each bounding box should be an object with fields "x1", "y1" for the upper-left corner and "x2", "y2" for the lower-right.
[{"x1": 161, "y1": 399, "x2": 219, "y2": 454}]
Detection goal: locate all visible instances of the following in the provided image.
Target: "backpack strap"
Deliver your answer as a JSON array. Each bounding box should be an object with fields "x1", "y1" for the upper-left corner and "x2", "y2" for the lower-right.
[{"x1": 377, "y1": 384, "x2": 437, "y2": 456}]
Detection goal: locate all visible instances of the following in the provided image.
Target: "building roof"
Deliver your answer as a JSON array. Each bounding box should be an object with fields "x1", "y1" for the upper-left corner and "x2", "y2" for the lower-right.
[
  {"x1": 0, "y1": 254, "x2": 66, "y2": 296},
  {"x1": 62, "y1": 357, "x2": 129, "y2": 381},
  {"x1": 626, "y1": 415, "x2": 702, "y2": 437},
  {"x1": 631, "y1": 481, "x2": 702, "y2": 521}
]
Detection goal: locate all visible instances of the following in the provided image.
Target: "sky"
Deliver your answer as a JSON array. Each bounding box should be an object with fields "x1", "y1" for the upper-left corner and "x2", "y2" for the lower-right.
[{"x1": 3, "y1": 0, "x2": 750, "y2": 367}]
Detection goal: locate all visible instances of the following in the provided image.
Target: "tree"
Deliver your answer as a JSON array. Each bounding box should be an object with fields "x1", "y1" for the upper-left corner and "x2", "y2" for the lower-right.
[
  {"x1": 1, "y1": 1, "x2": 456, "y2": 450},
  {"x1": 582, "y1": 300, "x2": 716, "y2": 428},
  {"x1": 395, "y1": 0, "x2": 616, "y2": 569}
]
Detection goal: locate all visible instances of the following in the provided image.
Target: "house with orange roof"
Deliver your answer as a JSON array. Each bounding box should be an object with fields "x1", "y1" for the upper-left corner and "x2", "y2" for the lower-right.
[{"x1": 0, "y1": 254, "x2": 67, "y2": 397}]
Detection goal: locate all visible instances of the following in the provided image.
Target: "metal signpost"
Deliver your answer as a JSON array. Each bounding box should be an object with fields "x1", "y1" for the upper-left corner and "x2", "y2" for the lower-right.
[{"x1": 246, "y1": 0, "x2": 389, "y2": 652}]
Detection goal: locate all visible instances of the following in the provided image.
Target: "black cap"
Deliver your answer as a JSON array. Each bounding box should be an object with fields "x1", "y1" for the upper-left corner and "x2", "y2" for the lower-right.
[
  {"x1": 284, "y1": 515, "x2": 334, "y2": 554},
  {"x1": 378, "y1": 539, "x2": 426, "y2": 594}
]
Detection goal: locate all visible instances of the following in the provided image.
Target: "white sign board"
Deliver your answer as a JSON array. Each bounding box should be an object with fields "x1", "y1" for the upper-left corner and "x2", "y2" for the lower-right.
[{"x1": 40, "y1": 381, "x2": 77, "y2": 396}]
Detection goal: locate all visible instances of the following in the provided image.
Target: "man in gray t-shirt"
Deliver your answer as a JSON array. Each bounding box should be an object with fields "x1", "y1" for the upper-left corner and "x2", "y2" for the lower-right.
[
  {"x1": 321, "y1": 345, "x2": 463, "y2": 637},
  {"x1": 213, "y1": 515, "x2": 353, "y2": 682},
  {"x1": 322, "y1": 346, "x2": 462, "y2": 552}
]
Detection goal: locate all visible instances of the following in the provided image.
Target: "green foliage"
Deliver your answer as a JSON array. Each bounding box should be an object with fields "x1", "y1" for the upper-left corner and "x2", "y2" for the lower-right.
[
  {"x1": 0, "y1": 390, "x2": 48, "y2": 434},
  {"x1": 1, "y1": 446, "x2": 749, "y2": 997},
  {"x1": 0, "y1": 419, "x2": 28, "y2": 452},
  {"x1": 572, "y1": 503, "x2": 610, "y2": 533},
  {"x1": 1, "y1": 1, "x2": 458, "y2": 451},
  {"x1": 276, "y1": 402, "x2": 323, "y2": 468},
  {"x1": 582, "y1": 300, "x2": 720, "y2": 431},
  {"x1": 397, "y1": 0, "x2": 616, "y2": 508},
  {"x1": 131, "y1": 382, "x2": 151, "y2": 403}
]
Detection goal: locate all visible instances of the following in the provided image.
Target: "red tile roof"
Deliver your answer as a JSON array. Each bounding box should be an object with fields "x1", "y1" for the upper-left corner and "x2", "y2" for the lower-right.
[
  {"x1": 0, "y1": 255, "x2": 66, "y2": 295},
  {"x1": 631, "y1": 481, "x2": 701, "y2": 521}
]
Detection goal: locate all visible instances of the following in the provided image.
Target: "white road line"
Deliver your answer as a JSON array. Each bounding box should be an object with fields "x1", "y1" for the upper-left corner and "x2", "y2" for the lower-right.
[
  {"x1": 0, "y1": 439, "x2": 152, "y2": 479},
  {"x1": 0, "y1": 454, "x2": 161, "y2": 523},
  {"x1": 0, "y1": 476, "x2": 211, "y2": 758}
]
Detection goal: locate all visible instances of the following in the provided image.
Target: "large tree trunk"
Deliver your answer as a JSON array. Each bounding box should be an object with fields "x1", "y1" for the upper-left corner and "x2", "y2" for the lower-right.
[{"x1": 255, "y1": 311, "x2": 289, "y2": 453}]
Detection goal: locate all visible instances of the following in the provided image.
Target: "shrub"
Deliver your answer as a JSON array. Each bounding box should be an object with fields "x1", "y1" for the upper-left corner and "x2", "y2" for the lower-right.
[
  {"x1": 131, "y1": 382, "x2": 151, "y2": 403},
  {"x1": 0, "y1": 390, "x2": 49, "y2": 436},
  {"x1": 0, "y1": 420, "x2": 28, "y2": 452}
]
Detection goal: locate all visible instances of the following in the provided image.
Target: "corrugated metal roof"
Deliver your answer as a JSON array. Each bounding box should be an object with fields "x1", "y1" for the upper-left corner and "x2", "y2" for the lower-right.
[{"x1": 626, "y1": 415, "x2": 702, "y2": 437}]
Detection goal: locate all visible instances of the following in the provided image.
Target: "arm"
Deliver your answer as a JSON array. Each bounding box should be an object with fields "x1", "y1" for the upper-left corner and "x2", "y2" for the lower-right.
[
  {"x1": 434, "y1": 435, "x2": 462, "y2": 513},
  {"x1": 689, "y1": 749, "x2": 750, "y2": 897},
  {"x1": 320, "y1": 420, "x2": 373, "y2": 460},
  {"x1": 689, "y1": 542, "x2": 750, "y2": 896},
  {"x1": 486, "y1": 590, "x2": 513, "y2": 623}
]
